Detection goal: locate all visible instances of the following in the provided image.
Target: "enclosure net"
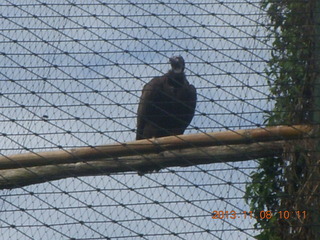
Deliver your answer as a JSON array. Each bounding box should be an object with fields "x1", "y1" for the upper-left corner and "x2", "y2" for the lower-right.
[{"x1": 0, "y1": 1, "x2": 282, "y2": 239}]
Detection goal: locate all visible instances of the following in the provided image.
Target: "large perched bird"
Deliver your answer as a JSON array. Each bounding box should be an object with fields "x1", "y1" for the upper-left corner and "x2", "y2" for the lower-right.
[{"x1": 136, "y1": 56, "x2": 197, "y2": 140}]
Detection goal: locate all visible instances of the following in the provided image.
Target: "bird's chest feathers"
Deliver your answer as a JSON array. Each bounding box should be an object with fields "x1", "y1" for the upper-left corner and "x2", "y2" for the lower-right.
[
  {"x1": 154, "y1": 83, "x2": 185, "y2": 112},
  {"x1": 165, "y1": 76, "x2": 184, "y2": 95},
  {"x1": 166, "y1": 85, "x2": 178, "y2": 95},
  {"x1": 148, "y1": 76, "x2": 188, "y2": 115}
]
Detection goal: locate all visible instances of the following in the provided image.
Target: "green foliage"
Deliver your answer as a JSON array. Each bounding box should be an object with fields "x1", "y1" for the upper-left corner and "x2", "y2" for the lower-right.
[
  {"x1": 245, "y1": 156, "x2": 283, "y2": 239},
  {"x1": 245, "y1": 0, "x2": 314, "y2": 239},
  {"x1": 265, "y1": 0, "x2": 313, "y2": 125}
]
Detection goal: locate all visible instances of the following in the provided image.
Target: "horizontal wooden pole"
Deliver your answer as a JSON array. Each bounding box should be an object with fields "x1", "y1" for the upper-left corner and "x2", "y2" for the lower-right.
[
  {"x1": 0, "y1": 125, "x2": 312, "y2": 170},
  {"x1": 0, "y1": 140, "x2": 286, "y2": 189}
]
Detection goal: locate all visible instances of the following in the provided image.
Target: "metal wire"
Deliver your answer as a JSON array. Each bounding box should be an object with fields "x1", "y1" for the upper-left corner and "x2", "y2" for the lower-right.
[{"x1": 0, "y1": 0, "x2": 283, "y2": 239}]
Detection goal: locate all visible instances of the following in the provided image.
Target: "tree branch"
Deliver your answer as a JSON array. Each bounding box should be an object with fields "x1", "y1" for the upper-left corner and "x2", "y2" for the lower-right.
[{"x1": 0, "y1": 140, "x2": 287, "y2": 189}]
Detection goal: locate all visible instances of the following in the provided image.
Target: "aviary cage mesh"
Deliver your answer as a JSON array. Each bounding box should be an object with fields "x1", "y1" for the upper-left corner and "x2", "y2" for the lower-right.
[{"x1": 0, "y1": 1, "x2": 274, "y2": 239}]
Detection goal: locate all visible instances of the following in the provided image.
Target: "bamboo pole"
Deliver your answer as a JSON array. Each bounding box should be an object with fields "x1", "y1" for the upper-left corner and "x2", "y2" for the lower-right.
[
  {"x1": 0, "y1": 140, "x2": 285, "y2": 189},
  {"x1": 0, "y1": 125, "x2": 312, "y2": 170}
]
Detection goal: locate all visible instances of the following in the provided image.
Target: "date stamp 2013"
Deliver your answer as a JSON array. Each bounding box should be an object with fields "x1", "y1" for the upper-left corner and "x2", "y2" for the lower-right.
[{"x1": 211, "y1": 210, "x2": 307, "y2": 220}]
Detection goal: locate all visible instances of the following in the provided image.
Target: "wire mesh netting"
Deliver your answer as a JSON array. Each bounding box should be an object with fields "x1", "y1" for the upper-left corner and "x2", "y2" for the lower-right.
[{"x1": 0, "y1": 1, "x2": 277, "y2": 239}]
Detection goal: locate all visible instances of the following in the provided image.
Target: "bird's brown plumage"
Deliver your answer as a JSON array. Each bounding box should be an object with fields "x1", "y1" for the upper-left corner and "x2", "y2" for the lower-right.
[{"x1": 136, "y1": 56, "x2": 196, "y2": 140}]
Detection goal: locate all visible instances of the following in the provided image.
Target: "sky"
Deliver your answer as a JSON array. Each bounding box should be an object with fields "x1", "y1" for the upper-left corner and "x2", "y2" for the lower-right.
[{"x1": 0, "y1": 1, "x2": 272, "y2": 239}]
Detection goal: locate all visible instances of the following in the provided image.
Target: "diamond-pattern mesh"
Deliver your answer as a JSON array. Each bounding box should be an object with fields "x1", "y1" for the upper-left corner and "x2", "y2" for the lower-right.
[{"x1": 0, "y1": 1, "x2": 274, "y2": 239}]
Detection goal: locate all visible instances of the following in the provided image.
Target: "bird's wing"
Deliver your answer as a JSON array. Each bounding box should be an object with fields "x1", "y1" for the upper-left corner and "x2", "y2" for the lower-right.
[
  {"x1": 180, "y1": 83, "x2": 197, "y2": 130},
  {"x1": 136, "y1": 78, "x2": 161, "y2": 140}
]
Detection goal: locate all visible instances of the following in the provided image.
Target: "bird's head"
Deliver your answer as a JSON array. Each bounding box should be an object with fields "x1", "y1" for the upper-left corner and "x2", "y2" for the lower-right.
[{"x1": 169, "y1": 56, "x2": 185, "y2": 74}]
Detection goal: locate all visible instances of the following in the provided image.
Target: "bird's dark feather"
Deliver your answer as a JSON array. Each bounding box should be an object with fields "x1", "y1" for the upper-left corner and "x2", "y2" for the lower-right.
[{"x1": 136, "y1": 70, "x2": 196, "y2": 140}]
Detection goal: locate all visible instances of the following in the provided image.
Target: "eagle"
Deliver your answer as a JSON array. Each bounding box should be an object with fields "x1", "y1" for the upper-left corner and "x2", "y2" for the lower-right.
[{"x1": 136, "y1": 56, "x2": 197, "y2": 140}]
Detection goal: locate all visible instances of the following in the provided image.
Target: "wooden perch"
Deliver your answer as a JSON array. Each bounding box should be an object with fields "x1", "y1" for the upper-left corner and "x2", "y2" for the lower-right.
[
  {"x1": 0, "y1": 125, "x2": 312, "y2": 189},
  {"x1": 0, "y1": 125, "x2": 311, "y2": 170},
  {"x1": 0, "y1": 141, "x2": 285, "y2": 189}
]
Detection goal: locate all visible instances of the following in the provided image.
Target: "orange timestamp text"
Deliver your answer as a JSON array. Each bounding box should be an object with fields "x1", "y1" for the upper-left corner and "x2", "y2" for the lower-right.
[{"x1": 211, "y1": 210, "x2": 307, "y2": 220}]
